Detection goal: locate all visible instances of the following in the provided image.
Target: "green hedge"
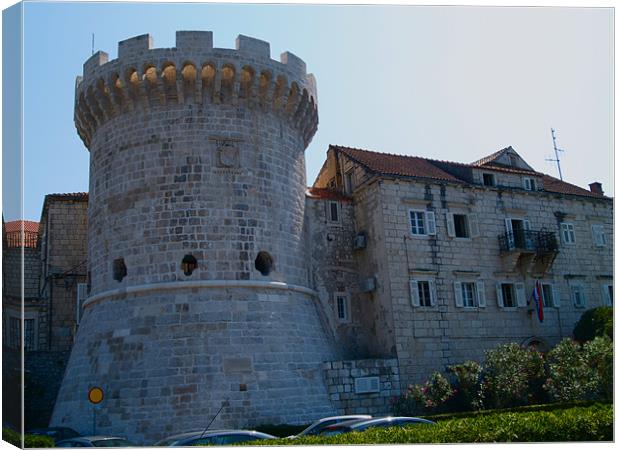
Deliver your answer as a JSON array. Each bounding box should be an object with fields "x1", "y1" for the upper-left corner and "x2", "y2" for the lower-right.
[
  {"x1": 573, "y1": 307, "x2": 613, "y2": 343},
  {"x1": 249, "y1": 403, "x2": 612, "y2": 444},
  {"x1": 3, "y1": 428, "x2": 55, "y2": 448}
]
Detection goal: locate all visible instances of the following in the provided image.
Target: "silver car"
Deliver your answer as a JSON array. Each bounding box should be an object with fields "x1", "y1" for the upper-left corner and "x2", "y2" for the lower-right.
[
  {"x1": 319, "y1": 416, "x2": 436, "y2": 436},
  {"x1": 55, "y1": 436, "x2": 135, "y2": 447},
  {"x1": 289, "y1": 415, "x2": 372, "y2": 438},
  {"x1": 153, "y1": 429, "x2": 276, "y2": 446}
]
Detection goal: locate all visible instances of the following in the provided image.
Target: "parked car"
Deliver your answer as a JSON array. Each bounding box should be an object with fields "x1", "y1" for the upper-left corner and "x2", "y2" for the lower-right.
[
  {"x1": 288, "y1": 415, "x2": 373, "y2": 438},
  {"x1": 318, "y1": 416, "x2": 436, "y2": 436},
  {"x1": 153, "y1": 430, "x2": 276, "y2": 446},
  {"x1": 55, "y1": 436, "x2": 135, "y2": 447},
  {"x1": 26, "y1": 427, "x2": 81, "y2": 443}
]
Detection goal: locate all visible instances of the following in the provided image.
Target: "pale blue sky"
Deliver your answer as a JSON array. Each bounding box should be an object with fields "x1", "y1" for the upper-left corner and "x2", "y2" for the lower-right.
[{"x1": 4, "y1": 2, "x2": 614, "y2": 221}]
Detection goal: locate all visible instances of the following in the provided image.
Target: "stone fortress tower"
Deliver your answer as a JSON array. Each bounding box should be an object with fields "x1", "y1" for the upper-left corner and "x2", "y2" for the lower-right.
[{"x1": 51, "y1": 31, "x2": 338, "y2": 443}]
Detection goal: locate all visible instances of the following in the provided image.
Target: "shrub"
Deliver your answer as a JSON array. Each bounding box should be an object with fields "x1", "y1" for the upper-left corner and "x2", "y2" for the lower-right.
[
  {"x1": 573, "y1": 307, "x2": 613, "y2": 343},
  {"x1": 2, "y1": 428, "x2": 55, "y2": 448},
  {"x1": 481, "y1": 343, "x2": 546, "y2": 409},
  {"x1": 392, "y1": 372, "x2": 455, "y2": 415},
  {"x1": 447, "y1": 360, "x2": 484, "y2": 411},
  {"x1": 582, "y1": 336, "x2": 613, "y2": 401},
  {"x1": 253, "y1": 403, "x2": 612, "y2": 444},
  {"x1": 543, "y1": 338, "x2": 596, "y2": 402}
]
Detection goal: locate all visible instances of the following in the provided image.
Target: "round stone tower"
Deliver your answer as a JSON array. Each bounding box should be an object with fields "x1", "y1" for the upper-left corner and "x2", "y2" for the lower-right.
[{"x1": 51, "y1": 31, "x2": 336, "y2": 443}]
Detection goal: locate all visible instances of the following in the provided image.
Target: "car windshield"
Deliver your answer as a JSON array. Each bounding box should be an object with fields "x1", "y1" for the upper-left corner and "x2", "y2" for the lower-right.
[{"x1": 92, "y1": 439, "x2": 132, "y2": 447}]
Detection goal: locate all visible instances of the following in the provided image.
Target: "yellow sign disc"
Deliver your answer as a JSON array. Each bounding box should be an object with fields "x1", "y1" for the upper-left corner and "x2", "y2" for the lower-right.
[{"x1": 88, "y1": 387, "x2": 104, "y2": 404}]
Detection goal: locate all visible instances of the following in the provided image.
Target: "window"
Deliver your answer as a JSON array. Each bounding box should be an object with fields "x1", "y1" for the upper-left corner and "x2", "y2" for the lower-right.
[
  {"x1": 496, "y1": 282, "x2": 526, "y2": 308},
  {"x1": 523, "y1": 177, "x2": 536, "y2": 191},
  {"x1": 591, "y1": 224, "x2": 606, "y2": 247},
  {"x1": 335, "y1": 293, "x2": 350, "y2": 322},
  {"x1": 483, "y1": 173, "x2": 496, "y2": 187},
  {"x1": 561, "y1": 223, "x2": 576, "y2": 244},
  {"x1": 24, "y1": 319, "x2": 35, "y2": 351},
  {"x1": 409, "y1": 210, "x2": 436, "y2": 236},
  {"x1": 540, "y1": 283, "x2": 560, "y2": 308},
  {"x1": 344, "y1": 170, "x2": 354, "y2": 194},
  {"x1": 571, "y1": 284, "x2": 586, "y2": 308},
  {"x1": 447, "y1": 213, "x2": 479, "y2": 239},
  {"x1": 453, "y1": 280, "x2": 486, "y2": 308},
  {"x1": 327, "y1": 201, "x2": 340, "y2": 223},
  {"x1": 410, "y1": 279, "x2": 437, "y2": 307}
]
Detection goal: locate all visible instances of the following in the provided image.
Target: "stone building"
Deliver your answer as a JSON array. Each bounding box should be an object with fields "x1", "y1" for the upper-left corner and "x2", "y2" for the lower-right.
[
  {"x1": 2, "y1": 193, "x2": 88, "y2": 429},
  {"x1": 35, "y1": 31, "x2": 612, "y2": 443}
]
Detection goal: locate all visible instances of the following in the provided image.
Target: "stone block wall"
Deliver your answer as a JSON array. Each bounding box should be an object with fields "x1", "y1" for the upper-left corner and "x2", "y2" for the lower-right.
[
  {"x1": 323, "y1": 358, "x2": 400, "y2": 415},
  {"x1": 3, "y1": 247, "x2": 41, "y2": 299}
]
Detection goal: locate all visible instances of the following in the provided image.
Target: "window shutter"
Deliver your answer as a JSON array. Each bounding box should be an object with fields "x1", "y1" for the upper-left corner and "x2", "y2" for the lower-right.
[
  {"x1": 476, "y1": 280, "x2": 486, "y2": 307},
  {"x1": 601, "y1": 285, "x2": 611, "y2": 306},
  {"x1": 446, "y1": 213, "x2": 456, "y2": 237},
  {"x1": 496, "y1": 282, "x2": 504, "y2": 308},
  {"x1": 469, "y1": 214, "x2": 479, "y2": 238},
  {"x1": 592, "y1": 225, "x2": 605, "y2": 247},
  {"x1": 522, "y1": 178, "x2": 529, "y2": 190},
  {"x1": 429, "y1": 280, "x2": 437, "y2": 306},
  {"x1": 454, "y1": 282, "x2": 463, "y2": 308},
  {"x1": 504, "y1": 218, "x2": 513, "y2": 234},
  {"x1": 410, "y1": 280, "x2": 420, "y2": 307},
  {"x1": 515, "y1": 282, "x2": 526, "y2": 307},
  {"x1": 426, "y1": 212, "x2": 436, "y2": 236},
  {"x1": 552, "y1": 285, "x2": 561, "y2": 308},
  {"x1": 524, "y1": 219, "x2": 531, "y2": 231}
]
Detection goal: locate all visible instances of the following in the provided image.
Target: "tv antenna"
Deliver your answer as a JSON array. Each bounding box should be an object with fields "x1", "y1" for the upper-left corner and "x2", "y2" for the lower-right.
[{"x1": 547, "y1": 128, "x2": 565, "y2": 180}]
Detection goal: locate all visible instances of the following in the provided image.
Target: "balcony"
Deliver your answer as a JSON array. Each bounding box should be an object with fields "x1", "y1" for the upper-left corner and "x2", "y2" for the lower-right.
[
  {"x1": 498, "y1": 230, "x2": 558, "y2": 275},
  {"x1": 498, "y1": 229, "x2": 558, "y2": 254}
]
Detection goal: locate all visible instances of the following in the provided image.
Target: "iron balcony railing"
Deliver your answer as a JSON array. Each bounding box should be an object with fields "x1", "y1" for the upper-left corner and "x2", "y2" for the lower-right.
[{"x1": 498, "y1": 230, "x2": 558, "y2": 254}]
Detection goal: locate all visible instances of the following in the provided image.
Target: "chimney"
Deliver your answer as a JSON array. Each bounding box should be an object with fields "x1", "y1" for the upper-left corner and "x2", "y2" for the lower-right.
[{"x1": 589, "y1": 182, "x2": 604, "y2": 195}]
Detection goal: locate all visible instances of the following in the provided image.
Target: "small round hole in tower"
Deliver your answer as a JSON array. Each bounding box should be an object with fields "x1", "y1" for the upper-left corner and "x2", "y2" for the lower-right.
[
  {"x1": 254, "y1": 251, "x2": 274, "y2": 276},
  {"x1": 181, "y1": 254, "x2": 198, "y2": 276}
]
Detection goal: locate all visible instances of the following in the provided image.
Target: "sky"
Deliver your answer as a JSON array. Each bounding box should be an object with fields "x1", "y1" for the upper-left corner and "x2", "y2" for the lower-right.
[{"x1": 2, "y1": 2, "x2": 614, "y2": 221}]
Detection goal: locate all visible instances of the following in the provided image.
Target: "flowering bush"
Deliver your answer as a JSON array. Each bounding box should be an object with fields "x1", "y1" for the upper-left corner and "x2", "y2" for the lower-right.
[
  {"x1": 447, "y1": 360, "x2": 484, "y2": 411},
  {"x1": 543, "y1": 338, "x2": 596, "y2": 402},
  {"x1": 582, "y1": 336, "x2": 613, "y2": 401},
  {"x1": 481, "y1": 343, "x2": 546, "y2": 409},
  {"x1": 392, "y1": 372, "x2": 455, "y2": 415}
]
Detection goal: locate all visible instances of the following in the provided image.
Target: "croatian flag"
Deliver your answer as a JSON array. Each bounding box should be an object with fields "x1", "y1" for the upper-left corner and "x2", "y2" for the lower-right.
[{"x1": 531, "y1": 281, "x2": 544, "y2": 323}]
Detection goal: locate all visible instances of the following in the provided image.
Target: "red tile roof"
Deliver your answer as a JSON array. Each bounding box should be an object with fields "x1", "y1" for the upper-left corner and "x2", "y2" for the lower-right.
[
  {"x1": 5, "y1": 220, "x2": 39, "y2": 233},
  {"x1": 540, "y1": 175, "x2": 605, "y2": 199},
  {"x1": 331, "y1": 145, "x2": 609, "y2": 200},
  {"x1": 332, "y1": 145, "x2": 461, "y2": 183},
  {"x1": 306, "y1": 187, "x2": 353, "y2": 202}
]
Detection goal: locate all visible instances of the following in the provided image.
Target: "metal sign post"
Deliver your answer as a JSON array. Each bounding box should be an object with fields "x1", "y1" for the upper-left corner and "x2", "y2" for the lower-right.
[{"x1": 88, "y1": 387, "x2": 104, "y2": 435}]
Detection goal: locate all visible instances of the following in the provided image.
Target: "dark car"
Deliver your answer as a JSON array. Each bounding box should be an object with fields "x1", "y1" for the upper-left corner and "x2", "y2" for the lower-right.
[
  {"x1": 153, "y1": 429, "x2": 276, "y2": 446},
  {"x1": 55, "y1": 436, "x2": 135, "y2": 447},
  {"x1": 27, "y1": 427, "x2": 81, "y2": 443},
  {"x1": 319, "y1": 416, "x2": 435, "y2": 436}
]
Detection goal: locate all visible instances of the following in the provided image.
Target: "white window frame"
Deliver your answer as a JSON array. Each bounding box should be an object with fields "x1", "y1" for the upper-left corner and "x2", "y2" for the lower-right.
[
  {"x1": 409, "y1": 209, "x2": 436, "y2": 237},
  {"x1": 523, "y1": 177, "x2": 536, "y2": 191},
  {"x1": 410, "y1": 278, "x2": 437, "y2": 307},
  {"x1": 591, "y1": 224, "x2": 606, "y2": 247},
  {"x1": 601, "y1": 284, "x2": 613, "y2": 307},
  {"x1": 446, "y1": 213, "x2": 479, "y2": 239},
  {"x1": 335, "y1": 292, "x2": 351, "y2": 323},
  {"x1": 496, "y1": 281, "x2": 526, "y2": 309},
  {"x1": 570, "y1": 283, "x2": 587, "y2": 308},
  {"x1": 453, "y1": 280, "x2": 486, "y2": 309},
  {"x1": 540, "y1": 283, "x2": 561, "y2": 308},
  {"x1": 327, "y1": 201, "x2": 341, "y2": 224},
  {"x1": 561, "y1": 222, "x2": 576, "y2": 245}
]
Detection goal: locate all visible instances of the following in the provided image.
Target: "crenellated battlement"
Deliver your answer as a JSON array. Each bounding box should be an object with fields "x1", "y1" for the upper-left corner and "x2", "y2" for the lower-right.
[{"x1": 75, "y1": 31, "x2": 318, "y2": 148}]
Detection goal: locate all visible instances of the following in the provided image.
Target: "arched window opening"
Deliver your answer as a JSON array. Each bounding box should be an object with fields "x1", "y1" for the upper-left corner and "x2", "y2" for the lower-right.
[
  {"x1": 113, "y1": 258, "x2": 127, "y2": 282},
  {"x1": 254, "y1": 251, "x2": 274, "y2": 276},
  {"x1": 181, "y1": 254, "x2": 198, "y2": 276}
]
